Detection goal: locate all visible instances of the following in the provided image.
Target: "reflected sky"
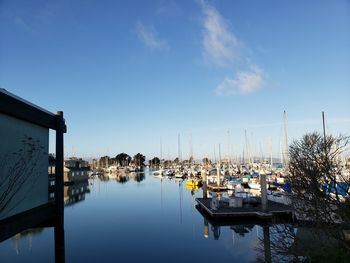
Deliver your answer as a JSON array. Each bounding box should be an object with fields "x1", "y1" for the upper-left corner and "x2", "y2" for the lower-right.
[{"x1": 1, "y1": 171, "x2": 295, "y2": 262}]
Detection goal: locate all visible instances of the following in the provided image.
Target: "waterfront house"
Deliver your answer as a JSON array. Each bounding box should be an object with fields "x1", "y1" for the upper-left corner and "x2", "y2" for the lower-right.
[{"x1": 64, "y1": 158, "x2": 90, "y2": 183}]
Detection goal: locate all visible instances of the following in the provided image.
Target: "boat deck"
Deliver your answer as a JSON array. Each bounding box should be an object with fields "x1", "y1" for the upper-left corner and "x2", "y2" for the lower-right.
[{"x1": 196, "y1": 197, "x2": 293, "y2": 219}]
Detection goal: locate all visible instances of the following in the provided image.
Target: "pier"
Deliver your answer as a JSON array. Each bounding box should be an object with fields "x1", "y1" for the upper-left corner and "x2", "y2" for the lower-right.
[
  {"x1": 207, "y1": 184, "x2": 227, "y2": 191},
  {"x1": 196, "y1": 197, "x2": 294, "y2": 220}
]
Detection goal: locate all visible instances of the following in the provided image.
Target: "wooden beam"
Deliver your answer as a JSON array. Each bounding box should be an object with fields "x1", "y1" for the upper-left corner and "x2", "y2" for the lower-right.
[
  {"x1": 0, "y1": 203, "x2": 55, "y2": 242},
  {"x1": 55, "y1": 111, "x2": 65, "y2": 215},
  {"x1": 54, "y1": 215, "x2": 65, "y2": 263},
  {"x1": 0, "y1": 89, "x2": 57, "y2": 130}
]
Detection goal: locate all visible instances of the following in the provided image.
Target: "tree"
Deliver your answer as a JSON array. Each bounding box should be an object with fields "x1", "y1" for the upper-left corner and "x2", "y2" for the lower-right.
[
  {"x1": 163, "y1": 160, "x2": 172, "y2": 167},
  {"x1": 115, "y1": 153, "x2": 131, "y2": 167},
  {"x1": 202, "y1": 157, "x2": 211, "y2": 165},
  {"x1": 288, "y1": 132, "x2": 350, "y2": 247},
  {"x1": 255, "y1": 223, "x2": 350, "y2": 263},
  {"x1": 133, "y1": 153, "x2": 146, "y2": 167},
  {"x1": 149, "y1": 157, "x2": 160, "y2": 166},
  {"x1": 49, "y1": 153, "x2": 56, "y2": 165}
]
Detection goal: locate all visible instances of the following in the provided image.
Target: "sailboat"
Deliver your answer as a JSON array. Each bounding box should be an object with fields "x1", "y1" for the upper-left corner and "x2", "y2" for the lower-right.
[{"x1": 152, "y1": 167, "x2": 163, "y2": 177}]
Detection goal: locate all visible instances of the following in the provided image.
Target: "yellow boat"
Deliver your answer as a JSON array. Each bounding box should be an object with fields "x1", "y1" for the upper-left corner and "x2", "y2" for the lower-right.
[
  {"x1": 185, "y1": 184, "x2": 199, "y2": 191},
  {"x1": 186, "y1": 180, "x2": 201, "y2": 187}
]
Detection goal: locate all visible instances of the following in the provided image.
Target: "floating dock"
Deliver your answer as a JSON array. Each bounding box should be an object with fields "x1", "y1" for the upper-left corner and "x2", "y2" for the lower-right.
[
  {"x1": 207, "y1": 184, "x2": 227, "y2": 191},
  {"x1": 196, "y1": 197, "x2": 294, "y2": 220}
]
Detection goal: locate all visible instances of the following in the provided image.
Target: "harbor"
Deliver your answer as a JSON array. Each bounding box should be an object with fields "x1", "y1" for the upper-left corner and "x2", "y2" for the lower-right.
[
  {"x1": 1, "y1": 88, "x2": 349, "y2": 262},
  {"x1": 1, "y1": 0, "x2": 350, "y2": 262},
  {"x1": 0, "y1": 172, "x2": 309, "y2": 263}
]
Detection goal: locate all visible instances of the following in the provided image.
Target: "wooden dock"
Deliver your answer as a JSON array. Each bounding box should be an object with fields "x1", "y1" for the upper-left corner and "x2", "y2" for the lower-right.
[
  {"x1": 207, "y1": 184, "x2": 227, "y2": 191},
  {"x1": 196, "y1": 197, "x2": 294, "y2": 220}
]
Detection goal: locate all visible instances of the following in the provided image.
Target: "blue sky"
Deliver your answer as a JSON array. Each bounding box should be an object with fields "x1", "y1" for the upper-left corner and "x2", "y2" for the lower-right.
[{"x1": 1, "y1": 0, "x2": 349, "y2": 160}]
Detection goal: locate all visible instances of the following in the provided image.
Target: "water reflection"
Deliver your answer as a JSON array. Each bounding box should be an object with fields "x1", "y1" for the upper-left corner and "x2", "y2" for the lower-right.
[
  {"x1": 196, "y1": 205, "x2": 286, "y2": 262},
  {"x1": 116, "y1": 174, "x2": 129, "y2": 184},
  {"x1": 177, "y1": 179, "x2": 184, "y2": 224},
  {"x1": 2, "y1": 173, "x2": 348, "y2": 262},
  {"x1": 64, "y1": 180, "x2": 90, "y2": 206},
  {"x1": 11, "y1": 228, "x2": 44, "y2": 255},
  {"x1": 95, "y1": 171, "x2": 146, "y2": 184},
  {"x1": 257, "y1": 223, "x2": 346, "y2": 263},
  {"x1": 133, "y1": 172, "x2": 145, "y2": 182},
  {"x1": 0, "y1": 212, "x2": 65, "y2": 263}
]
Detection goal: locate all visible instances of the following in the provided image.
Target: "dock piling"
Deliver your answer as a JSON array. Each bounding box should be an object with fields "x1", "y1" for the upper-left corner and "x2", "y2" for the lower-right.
[
  {"x1": 260, "y1": 172, "x2": 268, "y2": 211},
  {"x1": 216, "y1": 162, "x2": 220, "y2": 187},
  {"x1": 201, "y1": 170, "x2": 207, "y2": 198}
]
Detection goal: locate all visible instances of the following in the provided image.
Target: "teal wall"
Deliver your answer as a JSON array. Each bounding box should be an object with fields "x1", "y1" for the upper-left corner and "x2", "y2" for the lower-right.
[{"x1": 0, "y1": 113, "x2": 49, "y2": 220}]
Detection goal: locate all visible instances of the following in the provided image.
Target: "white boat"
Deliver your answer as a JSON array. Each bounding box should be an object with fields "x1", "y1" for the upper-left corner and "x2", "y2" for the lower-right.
[
  {"x1": 152, "y1": 170, "x2": 163, "y2": 177},
  {"x1": 108, "y1": 165, "x2": 118, "y2": 173},
  {"x1": 248, "y1": 179, "x2": 261, "y2": 190},
  {"x1": 267, "y1": 190, "x2": 291, "y2": 205},
  {"x1": 127, "y1": 166, "x2": 136, "y2": 172},
  {"x1": 175, "y1": 171, "x2": 184, "y2": 178}
]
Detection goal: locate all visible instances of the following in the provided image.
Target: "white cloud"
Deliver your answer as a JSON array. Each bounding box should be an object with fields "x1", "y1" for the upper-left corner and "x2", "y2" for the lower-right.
[
  {"x1": 197, "y1": 1, "x2": 268, "y2": 95},
  {"x1": 14, "y1": 17, "x2": 36, "y2": 33},
  {"x1": 215, "y1": 66, "x2": 264, "y2": 95},
  {"x1": 136, "y1": 22, "x2": 168, "y2": 50},
  {"x1": 199, "y1": 0, "x2": 240, "y2": 66}
]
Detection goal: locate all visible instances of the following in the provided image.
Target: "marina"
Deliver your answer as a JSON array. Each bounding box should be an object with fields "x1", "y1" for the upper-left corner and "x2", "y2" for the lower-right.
[
  {"x1": 1, "y1": 1, "x2": 349, "y2": 261},
  {"x1": 0, "y1": 173, "x2": 303, "y2": 263}
]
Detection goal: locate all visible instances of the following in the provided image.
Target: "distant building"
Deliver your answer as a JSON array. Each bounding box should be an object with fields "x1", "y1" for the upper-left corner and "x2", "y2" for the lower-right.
[
  {"x1": 90, "y1": 158, "x2": 99, "y2": 170},
  {"x1": 98, "y1": 156, "x2": 110, "y2": 169},
  {"x1": 64, "y1": 158, "x2": 90, "y2": 183}
]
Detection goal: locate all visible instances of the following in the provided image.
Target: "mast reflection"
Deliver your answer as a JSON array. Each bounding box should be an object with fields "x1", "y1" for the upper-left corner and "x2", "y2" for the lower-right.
[{"x1": 196, "y1": 205, "x2": 283, "y2": 263}]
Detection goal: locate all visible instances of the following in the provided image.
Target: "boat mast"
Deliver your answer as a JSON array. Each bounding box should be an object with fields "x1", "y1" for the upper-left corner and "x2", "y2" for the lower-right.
[
  {"x1": 190, "y1": 133, "x2": 193, "y2": 164},
  {"x1": 283, "y1": 110, "x2": 289, "y2": 167},
  {"x1": 178, "y1": 133, "x2": 181, "y2": 163},
  {"x1": 217, "y1": 143, "x2": 221, "y2": 186},
  {"x1": 245, "y1": 129, "x2": 249, "y2": 164},
  {"x1": 160, "y1": 136, "x2": 162, "y2": 160},
  {"x1": 214, "y1": 145, "x2": 217, "y2": 164},
  {"x1": 279, "y1": 139, "x2": 283, "y2": 164},
  {"x1": 269, "y1": 137, "x2": 273, "y2": 169},
  {"x1": 227, "y1": 130, "x2": 231, "y2": 165},
  {"x1": 322, "y1": 111, "x2": 327, "y2": 153}
]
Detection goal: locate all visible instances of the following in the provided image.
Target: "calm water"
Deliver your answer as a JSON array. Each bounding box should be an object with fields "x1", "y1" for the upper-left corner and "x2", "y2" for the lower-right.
[{"x1": 1, "y1": 170, "x2": 303, "y2": 262}]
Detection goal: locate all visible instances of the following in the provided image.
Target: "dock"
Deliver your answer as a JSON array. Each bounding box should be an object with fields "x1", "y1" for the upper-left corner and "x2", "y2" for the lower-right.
[
  {"x1": 196, "y1": 197, "x2": 294, "y2": 220},
  {"x1": 207, "y1": 184, "x2": 227, "y2": 191}
]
